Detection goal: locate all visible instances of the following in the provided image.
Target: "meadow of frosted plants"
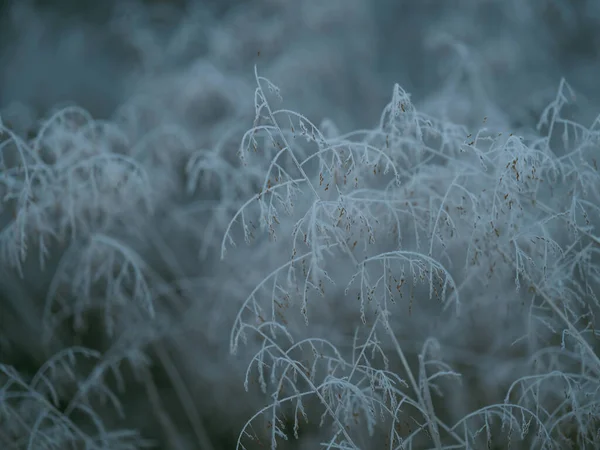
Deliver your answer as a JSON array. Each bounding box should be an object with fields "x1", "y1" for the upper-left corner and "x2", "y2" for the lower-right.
[{"x1": 0, "y1": 0, "x2": 600, "y2": 449}]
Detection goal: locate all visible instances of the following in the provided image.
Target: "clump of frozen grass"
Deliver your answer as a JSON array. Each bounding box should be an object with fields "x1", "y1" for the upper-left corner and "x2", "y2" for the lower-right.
[
  {"x1": 222, "y1": 69, "x2": 600, "y2": 448},
  {"x1": 0, "y1": 104, "x2": 172, "y2": 447},
  {"x1": 0, "y1": 99, "x2": 209, "y2": 448}
]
